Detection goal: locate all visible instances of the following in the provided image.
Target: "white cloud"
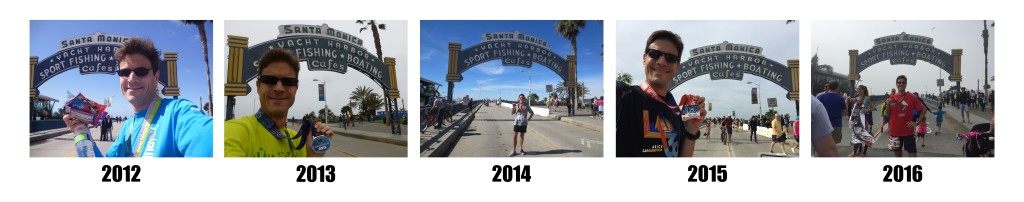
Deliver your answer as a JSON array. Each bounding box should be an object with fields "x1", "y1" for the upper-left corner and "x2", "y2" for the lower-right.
[
  {"x1": 476, "y1": 78, "x2": 496, "y2": 84},
  {"x1": 420, "y1": 47, "x2": 438, "y2": 61},
  {"x1": 477, "y1": 64, "x2": 505, "y2": 75}
]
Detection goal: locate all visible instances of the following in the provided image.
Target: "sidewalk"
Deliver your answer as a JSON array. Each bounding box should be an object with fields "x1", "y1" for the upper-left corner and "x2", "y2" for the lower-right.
[
  {"x1": 419, "y1": 105, "x2": 479, "y2": 157},
  {"x1": 534, "y1": 105, "x2": 604, "y2": 132},
  {"x1": 292, "y1": 119, "x2": 407, "y2": 146},
  {"x1": 327, "y1": 124, "x2": 407, "y2": 146},
  {"x1": 900, "y1": 98, "x2": 991, "y2": 133}
]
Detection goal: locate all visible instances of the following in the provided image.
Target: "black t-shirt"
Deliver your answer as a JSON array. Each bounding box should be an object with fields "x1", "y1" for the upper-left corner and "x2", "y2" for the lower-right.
[{"x1": 616, "y1": 81, "x2": 690, "y2": 157}]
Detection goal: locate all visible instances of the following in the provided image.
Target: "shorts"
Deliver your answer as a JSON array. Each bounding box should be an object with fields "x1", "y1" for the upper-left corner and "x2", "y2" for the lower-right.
[
  {"x1": 726, "y1": 127, "x2": 732, "y2": 134},
  {"x1": 772, "y1": 135, "x2": 787, "y2": 143},
  {"x1": 882, "y1": 116, "x2": 889, "y2": 124},
  {"x1": 831, "y1": 128, "x2": 843, "y2": 144},
  {"x1": 513, "y1": 125, "x2": 527, "y2": 133},
  {"x1": 865, "y1": 113, "x2": 874, "y2": 126},
  {"x1": 916, "y1": 132, "x2": 926, "y2": 137},
  {"x1": 888, "y1": 135, "x2": 918, "y2": 153},
  {"x1": 959, "y1": 103, "x2": 968, "y2": 112}
]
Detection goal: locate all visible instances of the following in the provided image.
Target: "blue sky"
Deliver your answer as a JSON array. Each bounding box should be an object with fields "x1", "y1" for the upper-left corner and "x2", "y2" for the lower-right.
[
  {"x1": 421, "y1": 20, "x2": 604, "y2": 102},
  {"x1": 617, "y1": 21, "x2": 799, "y2": 118},
  {"x1": 31, "y1": 20, "x2": 214, "y2": 118}
]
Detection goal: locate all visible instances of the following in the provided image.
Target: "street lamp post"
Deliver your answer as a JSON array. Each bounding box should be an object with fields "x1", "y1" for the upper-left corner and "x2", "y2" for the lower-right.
[
  {"x1": 520, "y1": 69, "x2": 532, "y2": 106},
  {"x1": 313, "y1": 79, "x2": 327, "y2": 124},
  {"x1": 747, "y1": 81, "x2": 762, "y2": 116}
]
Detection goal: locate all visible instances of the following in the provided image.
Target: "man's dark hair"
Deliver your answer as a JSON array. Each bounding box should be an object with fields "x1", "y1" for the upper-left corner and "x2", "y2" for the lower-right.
[
  {"x1": 258, "y1": 48, "x2": 300, "y2": 76},
  {"x1": 826, "y1": 80, "x2": 839, "y2": 91},
  {"x1": 645, "y1": 30, "x2": 685, "y2": 58},
  {"x1": 897, "y1": 75, "x2": 908, "y2": 83},
  {"x1": 115, "y1": 38, "x2": 161, "y2": 71}
]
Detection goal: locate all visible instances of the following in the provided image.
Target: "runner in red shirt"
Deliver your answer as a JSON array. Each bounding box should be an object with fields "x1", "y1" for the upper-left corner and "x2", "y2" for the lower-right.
[{"x1": 885, "y1": 75, "x2": 926, "y2": 157}]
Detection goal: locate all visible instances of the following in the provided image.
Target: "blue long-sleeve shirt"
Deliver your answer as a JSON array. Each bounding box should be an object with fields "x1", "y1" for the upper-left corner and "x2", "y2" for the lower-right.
[{"x1": 106, "y1": 98, "x2": 213, "y2": 157}]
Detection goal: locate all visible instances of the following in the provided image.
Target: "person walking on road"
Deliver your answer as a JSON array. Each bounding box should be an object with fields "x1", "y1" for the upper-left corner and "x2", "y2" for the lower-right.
[
  {"x1": 816, "y1": 80, "x2": 847, "y2": 144},
  {"x1": 848, "y1": 85, "x2": 875, "y2": 157},
  {"x1": 749, "y1": 115, "x2": 759, "y2": 143},
  {"x1": 770, "y1": 114, "x2": 788, "y2": 155},
  {"x1": 510, "y1": 94, "x2": 534, "y2": 157},
  {"x1": 931, "y1": 105, "x2": 946, "y2": 136},
  {"x1": 958, "y1": 87, "x2": 972, "y2": 124}
]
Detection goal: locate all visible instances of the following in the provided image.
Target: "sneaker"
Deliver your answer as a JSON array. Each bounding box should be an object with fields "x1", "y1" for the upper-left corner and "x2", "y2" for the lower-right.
[
  {"x1": 791, "y1": 148, "x2": 796, "y2": 153},
  {"x1": 520, "y1": 149, "x2": 525, "y2": 155},
  {"x1": 510, "y1": 150, "x2": 517, "y2": 157}
]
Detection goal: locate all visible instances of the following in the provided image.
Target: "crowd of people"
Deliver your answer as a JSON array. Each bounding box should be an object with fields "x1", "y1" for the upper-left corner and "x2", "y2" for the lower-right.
[{"x1": 811, "y1": 75, "x2": 994, "y2": 157}]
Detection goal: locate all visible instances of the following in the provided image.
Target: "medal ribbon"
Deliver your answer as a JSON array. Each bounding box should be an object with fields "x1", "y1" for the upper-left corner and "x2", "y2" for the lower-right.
[{"x1": 132, "y1": 98, "x2": 162, "y2": 157}]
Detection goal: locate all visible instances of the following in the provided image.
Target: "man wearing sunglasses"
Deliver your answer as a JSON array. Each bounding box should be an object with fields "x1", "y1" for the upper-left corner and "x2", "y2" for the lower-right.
[
  {"x1": 885, "y1": 75, "x2": 925, "y2": 157},
  {"x1": 63, "y1": 38, "x2": 213, "y2": 157},
  {"x1": 224, "y1": 48, "x2": 335, "y2": 157},
  {"x1": 617, "y1": 30, "x2": 706, "y2": 157}
]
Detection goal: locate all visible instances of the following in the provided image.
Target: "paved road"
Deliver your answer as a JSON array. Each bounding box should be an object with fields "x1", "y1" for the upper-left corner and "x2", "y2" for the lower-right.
[
  {"x1": 692, "y1": 124, "x2": 800, "y2": 157},
  {"x1": 447, "y1": 104, "x2": 603, "y2": 157},
  {"x1": 30, "y1": 122, "x2": 123, "y2": 157},
  {"x1": 286, "y1": 124, "x2": 405, "y2": 157},
  {"x1": 829, "y1": 102, "x2": 984, "y2": 157}
]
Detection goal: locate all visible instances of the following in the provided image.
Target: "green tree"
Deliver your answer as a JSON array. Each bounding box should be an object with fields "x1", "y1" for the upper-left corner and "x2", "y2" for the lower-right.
[
  {"x1": 341, "y1": 106, "x2": 353, "y2": 117},
  {"x1": 350, "y1": 85, "x2": 384, "y2": 119},
  {"x1": 616, "y1": 72, "x2": 633, "y2": 84},
  {"x1": 360, "y1": 92, "x2": 385, "y2": 119}
]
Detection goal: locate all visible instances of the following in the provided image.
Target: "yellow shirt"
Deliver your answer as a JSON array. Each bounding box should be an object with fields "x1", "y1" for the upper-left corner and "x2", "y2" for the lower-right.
[
  {"x1": 224, "y1": 115, "x2": 306, "y2": 157},
  {"x1": 772, "y1": 119, "x2": 784, "y2": 136}
]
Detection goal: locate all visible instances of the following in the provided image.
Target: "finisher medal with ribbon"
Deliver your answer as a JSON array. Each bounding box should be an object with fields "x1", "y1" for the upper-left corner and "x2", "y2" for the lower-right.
[{"x1": 299, "y1": 120, "x2": 331, "y2": 155}]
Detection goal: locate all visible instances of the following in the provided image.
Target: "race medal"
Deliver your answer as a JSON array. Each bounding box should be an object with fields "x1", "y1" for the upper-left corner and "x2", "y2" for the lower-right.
[
  {"x1": 300, "y1": 120, "x2": 331, "y2": 154},
  {"x1": 679, "y1": 94, "x2": 703, "y2": 120}
]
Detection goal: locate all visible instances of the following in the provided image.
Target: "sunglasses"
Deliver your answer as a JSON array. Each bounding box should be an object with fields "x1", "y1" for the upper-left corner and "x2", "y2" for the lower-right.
[
  {"x1": 646, "y1": 48, "x2": 680, "y2": 63},
  {"x1": 117, "y1": 68, "x2": 153, "y2": 77},
  {"x1": 896, "y1": 81, "x2": 907, "y2": 84},
  {"x1": 259, "y1": 75, "x2": 299, "y2": 87}
]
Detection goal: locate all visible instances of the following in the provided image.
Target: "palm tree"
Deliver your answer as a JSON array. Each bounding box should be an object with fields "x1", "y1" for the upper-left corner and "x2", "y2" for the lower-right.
[
  {"x1": 356, "y1": 20, "x2": 386, "y2": 60},
  {"x1": 356, "y1": 20, "x2": 391, "y2": 125},
  {"x1": 349, "y1": 86, "x2": 374, "y2": 108},
  {"x1": 350, "y1": 85, "x2": 385, "y2": 119},
  {"x1": 556, "y1": 20, "x2": 586, "y2": 115},
  {"x1": 616, "y1": 72, "x2": 633, "y2": 84},
  {"x1": 982, "y1": 20, "x2": 991, "y2": 91},
  {"x1": 181, "y1": 20, "x2": 212, "y2": 115},
  {"x1": 360, "y1": 92, "x2": 385, "y2": 120}
]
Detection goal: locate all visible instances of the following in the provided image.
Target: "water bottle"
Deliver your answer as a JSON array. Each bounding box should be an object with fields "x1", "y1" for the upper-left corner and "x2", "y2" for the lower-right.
[{"x1": 73, "y1": 129, "x2": 96, "y2": 157}]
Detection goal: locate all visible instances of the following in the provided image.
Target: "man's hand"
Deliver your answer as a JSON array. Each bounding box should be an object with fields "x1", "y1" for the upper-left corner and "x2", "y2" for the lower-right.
[
  {"x1": 63, "y1": 114, "x2": 88, "y2": 133},
  {"x1": 683, "y1": 95, "x2": 706, "y2": 135},
  {"x1": 305, "y1": 122, "x2": 335, "y2": 157}
]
